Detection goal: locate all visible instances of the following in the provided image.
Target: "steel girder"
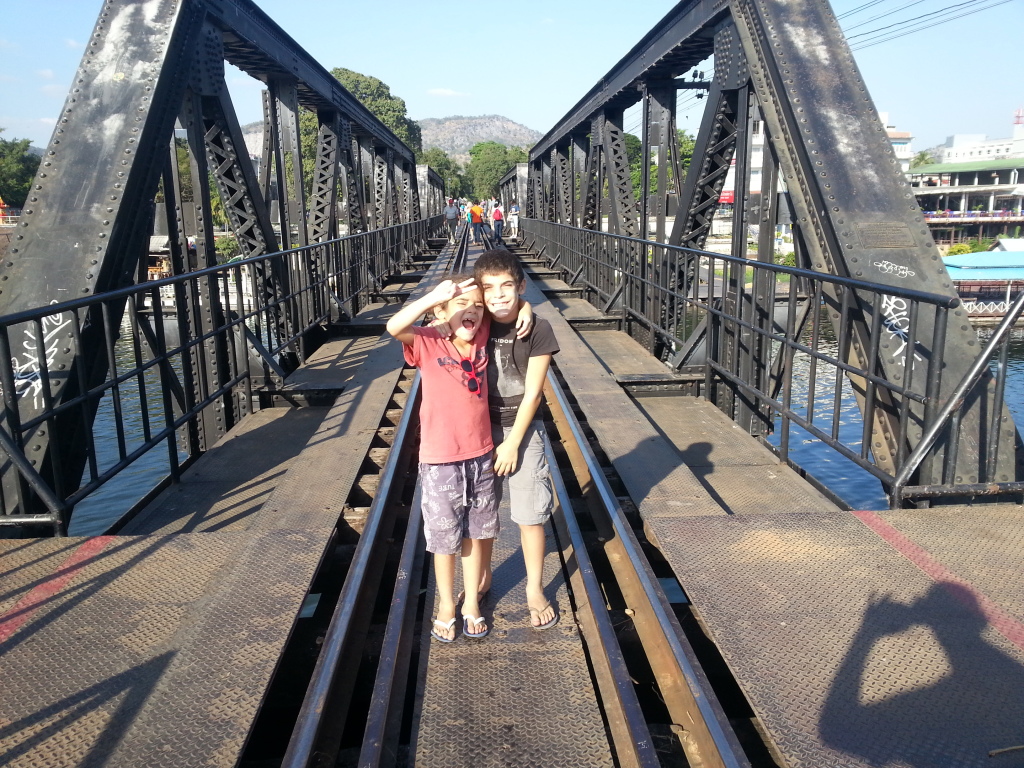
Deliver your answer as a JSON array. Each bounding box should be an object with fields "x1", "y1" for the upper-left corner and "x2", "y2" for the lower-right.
[
  {"x1": 0, "y1": 0, "x2": 424, "y2": 521},
  {"x1": 497, "y1": 164, "x2": 529, "y2": 214},
  {"x1": 527, "y1": 0, "x2": 1019, "y2": 491}
]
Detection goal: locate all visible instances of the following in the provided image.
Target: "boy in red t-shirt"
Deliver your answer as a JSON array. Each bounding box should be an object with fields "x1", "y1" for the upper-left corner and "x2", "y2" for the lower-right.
[{"x1": 386, "y1": 275, "x2": 497, "y2": 641}]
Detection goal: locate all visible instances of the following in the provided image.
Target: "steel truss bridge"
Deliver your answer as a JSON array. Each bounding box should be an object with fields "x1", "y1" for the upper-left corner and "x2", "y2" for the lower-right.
[
  {"x1": 0, "y1": 0, "x2": 1019, "y2": 530},
  {"x1": 503, "y1": 0, "x2": 1023, "y2": 506},
  {"x1": 1, "y1": 2, "x2": 1024, "y2": 768}
]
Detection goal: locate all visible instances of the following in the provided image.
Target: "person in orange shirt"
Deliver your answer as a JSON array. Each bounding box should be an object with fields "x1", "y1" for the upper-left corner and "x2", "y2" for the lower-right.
[{"x1": 469, "y1": 201, "x2": 485, "y2": 244}]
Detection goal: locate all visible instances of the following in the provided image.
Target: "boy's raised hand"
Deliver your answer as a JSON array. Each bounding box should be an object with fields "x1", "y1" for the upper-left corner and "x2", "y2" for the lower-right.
[{"x1": 429, "y1": 277, "x2": 476, "y2": 306}]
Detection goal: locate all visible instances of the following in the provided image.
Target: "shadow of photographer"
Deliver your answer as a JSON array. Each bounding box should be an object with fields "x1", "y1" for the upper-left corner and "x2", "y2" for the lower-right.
[{"x1": 820, "y1": 581, "x2": 1024, "y2": 766}]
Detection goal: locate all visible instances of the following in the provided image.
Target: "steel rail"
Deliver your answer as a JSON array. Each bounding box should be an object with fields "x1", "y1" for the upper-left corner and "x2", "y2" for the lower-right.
[
  {"x1": 284, "y1": 234, "x2": 465, "y2": 768},
  {"x1": 281, "y1": 374, "x2": 421, "y2": 768},
  {"x1": 544, "y1": 369, "x2": 752, "y2": 768},
  {"x1": 543, "y1": 432, "x2": 661, "y2": 768},
  {"x1": 890, "y1": 290, "x2": 1024, "y2": 507},
  {"x1": 0, "y1": 218, "x2": 442, "y2": 329},
  {"x1": 522, "y1": 220, "x2": 960, "y2": 309},
  {"x1": 356, "y1": 480, "x2": 426, "y2": 768}
]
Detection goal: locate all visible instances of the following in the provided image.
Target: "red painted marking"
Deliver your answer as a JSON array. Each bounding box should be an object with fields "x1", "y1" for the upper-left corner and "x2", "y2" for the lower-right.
[
  {"x1": 0, "y1": 536, "x2": 115, "y2": 642},
  {"x1": 852, "y1": 510, "x2": 1024, "y2": 653}
]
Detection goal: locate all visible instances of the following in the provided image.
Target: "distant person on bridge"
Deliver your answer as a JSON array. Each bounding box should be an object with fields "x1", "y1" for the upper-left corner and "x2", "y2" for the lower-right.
[
  {"x1": 443, "y1": 198, "x2": 460, "y2": 243},
  {"x1": 491, "y1": 201, "x2": 505, "y2": 244},
  {"x1": 386, "y1": 275, "x2": 498, "y2": 641},
  {"x1": 507, "y1": 200, "x2": 520, "y2": 239},
  {"x1": 469, "y1": 201, "x2": 485, "y2": 244},
  {"x1": 475, "y1": 249, "x2": 559, "y2": 630}
]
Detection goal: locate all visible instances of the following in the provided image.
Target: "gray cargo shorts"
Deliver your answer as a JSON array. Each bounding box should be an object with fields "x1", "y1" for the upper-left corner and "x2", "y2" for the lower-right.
[
  {"x1": 419, "y1": 453, "x2": 499, "y2": 555},
  {"x1": 492, "y1": 420, "x2": 554, "y2": 526}
]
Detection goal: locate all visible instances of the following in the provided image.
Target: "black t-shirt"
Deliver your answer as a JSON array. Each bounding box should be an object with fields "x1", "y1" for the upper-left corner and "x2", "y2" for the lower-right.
[{"x1": 487, "y1": 316, "x2": 559, "y2": 426}]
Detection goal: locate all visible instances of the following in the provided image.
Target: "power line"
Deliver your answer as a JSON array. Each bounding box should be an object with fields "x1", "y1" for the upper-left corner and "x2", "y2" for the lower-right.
[
  {"x1": 846, "y1": 0, "x2": 993, "y2": 40},
  {"x1": 836, "y1": 0, "x2": 892, "y2": 21},
  {"x1": 842, "y1": 0, "x2": 928, "y2": 32},
  {"x1": 847, "y1": 0, "x2": 1015, "y2": 49}
]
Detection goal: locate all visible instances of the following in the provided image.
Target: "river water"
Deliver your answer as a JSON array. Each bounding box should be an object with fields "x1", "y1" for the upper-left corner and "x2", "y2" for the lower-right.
[{"x1": 67, "y1": 324, "x2": 1024, "y2": 535}]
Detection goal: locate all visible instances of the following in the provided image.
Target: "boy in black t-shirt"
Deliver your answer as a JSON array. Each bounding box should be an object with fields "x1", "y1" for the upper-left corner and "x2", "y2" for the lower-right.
[{"x1": 474, "y1": 249, "x2": 560, "y2": 629}]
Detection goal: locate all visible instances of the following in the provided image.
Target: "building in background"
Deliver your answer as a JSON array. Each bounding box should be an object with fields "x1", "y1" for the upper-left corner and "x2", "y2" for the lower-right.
[
  {"x1": 879, "y1": 112, "x2": 914, "y2": 172},
  {"x1": 938, "y1": 110, "x2": 1024, "y2": 163}
]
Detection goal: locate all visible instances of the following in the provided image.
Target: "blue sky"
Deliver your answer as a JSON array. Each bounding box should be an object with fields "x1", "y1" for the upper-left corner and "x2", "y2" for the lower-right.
[{"x1": 1, "y1": 0, "x2": 1021, "y2": 153}]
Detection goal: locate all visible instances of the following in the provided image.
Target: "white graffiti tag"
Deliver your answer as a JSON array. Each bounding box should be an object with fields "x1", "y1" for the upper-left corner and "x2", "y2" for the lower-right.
[
  {"x1": 874, "y1": 260, "x2": 916, "y2": 279},
  {"x1": 10, "y1": 305, "x2": 72, "y2": 411},
  {"x1": 881, "y1": 294, "x2": 923, "y2": 368}
]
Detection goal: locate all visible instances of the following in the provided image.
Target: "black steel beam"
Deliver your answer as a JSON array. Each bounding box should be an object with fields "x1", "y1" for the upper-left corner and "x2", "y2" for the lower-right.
[
  {"x1": 208, "y1": 0, "x2": 414, "y2": 163},
  {"x1": 531, "y1": 0, "x2": 725, "y2": 160}
]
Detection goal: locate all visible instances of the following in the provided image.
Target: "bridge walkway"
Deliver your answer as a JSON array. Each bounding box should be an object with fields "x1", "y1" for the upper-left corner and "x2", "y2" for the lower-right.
[
  {"x1": 0, "y1": 243, "x2": 450, "y2": 768},
  {"x1": 518, "y1": 246, "x2": 1024, "y2": 767},
  {"x1": 2, "y1": 239, "x2": 1023, "y2": 767}
]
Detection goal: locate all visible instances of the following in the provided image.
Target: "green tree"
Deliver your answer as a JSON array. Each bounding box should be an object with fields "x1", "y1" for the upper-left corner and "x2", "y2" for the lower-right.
[
  {"x1": 331, "y1": 68, "x2": 421, "y2": 153},
  {"x1": 677, "y1": 129, "x2": 695, "y2": 174},
  {"x1": 419, "y1": 147, "x2": 465, "y2": 198},
  {"x1": 0, "y1": 130, "x2": 41, "y2": 208},
  {"x1": 910, "y1": 150, "x2": 936, "y2": 169},
  {"x1": 627, "y1": 129, "x2": 696, "y2": 199},
  {"x1": 466, "y1": 142, "x2": 527, "y2": 200},
  {"x1": 296, "y1": 69, "x2": 422, "y2": 196}
]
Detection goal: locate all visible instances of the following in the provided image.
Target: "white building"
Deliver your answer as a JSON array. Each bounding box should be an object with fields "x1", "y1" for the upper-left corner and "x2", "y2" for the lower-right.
[
  {"x1": 879, "y1": 113, "x2": 914, "y2": 173},
  {"x1": 939, "y1": 111, "x2": 1024, "y2": 163}
]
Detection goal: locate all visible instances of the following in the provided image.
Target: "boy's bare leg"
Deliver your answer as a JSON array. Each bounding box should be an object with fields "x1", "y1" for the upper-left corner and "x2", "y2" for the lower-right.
[
  {"x1": 478, "y1": 537, "x2": 493, "y2": 595},
  {"x1": 433, "y1": 553, "x2": 457, "y2": 641},
  {"x1": 460, "y1": 537, "x2": 489, "y2": 628},
  {"x1": 521, "y1": 524, "x2": 555, "y2": 626}
]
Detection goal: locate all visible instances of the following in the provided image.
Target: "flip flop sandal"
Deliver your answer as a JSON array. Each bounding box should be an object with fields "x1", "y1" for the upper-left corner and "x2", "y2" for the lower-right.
[
  {"x1": 431, "y1": 616, "x2": 457, "y2": 644},
  {"x1": 463, "y1": 613, "x2": 489, "y2": 640},
  {"x1": 529, "y1": 603, "x2": 559, "y2": 631}
]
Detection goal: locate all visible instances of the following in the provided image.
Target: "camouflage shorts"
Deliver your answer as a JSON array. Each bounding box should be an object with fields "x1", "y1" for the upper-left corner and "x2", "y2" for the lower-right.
[{"x1": 419, "y1": 453, "x2": 499, "y2": 555}]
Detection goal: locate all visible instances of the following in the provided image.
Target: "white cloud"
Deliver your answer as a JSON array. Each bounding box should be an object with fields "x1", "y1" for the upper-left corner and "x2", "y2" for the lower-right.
[
  {"x1": 428, "y1": 88, "x2": 469, "y2": 97},
  {"x1": 64, "y1": 38, "x2": 82, "y2": 49},
  {"x1": 40, "y1": 117, "x2": 57, "y2": 126},
  {"x1": 0, "y1": 39, "x2": 14, "y2": 50},
  {"x1": 41, "y1": 84, "x2": 66, "y2": 98},
  {"x1": 36, "y1": 69, "x2": 55, "y2": 80}
]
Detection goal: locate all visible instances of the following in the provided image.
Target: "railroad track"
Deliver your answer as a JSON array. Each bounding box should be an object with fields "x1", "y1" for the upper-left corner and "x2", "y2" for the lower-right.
[{"x1": 236, "y1": 232, "x2": 773, "y2": 768}]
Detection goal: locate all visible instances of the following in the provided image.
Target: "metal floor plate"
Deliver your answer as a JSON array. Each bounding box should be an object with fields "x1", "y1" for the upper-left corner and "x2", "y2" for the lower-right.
[
  {"x1": 0, "y1": 530, "x2": 324, "y2": 768},
  {"x1": 648, "y1": 510, "x2": 1024, "y2": 768},
  {"x1": 121, "y1": 407, "x2": 327, "y2": 534},
  {"x1": 412, "y1": 487, "x2": 614, "y2": 768}
]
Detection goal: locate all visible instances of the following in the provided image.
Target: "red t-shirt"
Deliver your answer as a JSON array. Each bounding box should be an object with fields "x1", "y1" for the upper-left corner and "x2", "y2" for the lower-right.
[{"x1": 403, "y1": 324, "x2": 493, "y2": 464}]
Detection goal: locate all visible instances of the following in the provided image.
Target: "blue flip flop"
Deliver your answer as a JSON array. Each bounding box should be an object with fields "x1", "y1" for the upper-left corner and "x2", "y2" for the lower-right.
[
  {"x1": 431, "y1": 617, "x2": 457, "y2": 644},
  {"x1": 462, "y1": 613, "x2": 489, "y2": 640}
]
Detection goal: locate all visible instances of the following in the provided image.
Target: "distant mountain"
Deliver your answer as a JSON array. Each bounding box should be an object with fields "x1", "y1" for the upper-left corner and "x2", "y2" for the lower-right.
[
  {"x1": 419, "y1": 115, "x2": 541, "y2": 165},
  {"x1": 235, "y1": 114, "x2": 541, "y2": 167}
]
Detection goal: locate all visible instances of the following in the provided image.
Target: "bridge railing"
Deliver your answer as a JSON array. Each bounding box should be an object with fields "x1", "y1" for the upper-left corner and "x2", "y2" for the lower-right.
[
  {"x1": 522, "y1": 219, "x2": 1024, "y2": 508},
  {"x1": 0, "y1": 216, "x2": 443, "y2": 535}
]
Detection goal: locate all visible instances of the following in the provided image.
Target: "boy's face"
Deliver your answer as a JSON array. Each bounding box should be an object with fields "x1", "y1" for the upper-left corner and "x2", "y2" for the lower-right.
[
  {"x1": 436, "y1": 287, "x2": 486, "y2": 342},
  {"x1": 479, "y1": 272, "x2": 526, "y2": 322}
]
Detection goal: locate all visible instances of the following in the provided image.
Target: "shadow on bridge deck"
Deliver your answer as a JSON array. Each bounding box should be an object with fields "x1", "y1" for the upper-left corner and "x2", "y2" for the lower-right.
[{"x1": 2, "y1": 239, "x2": 1023, "y2": 768}]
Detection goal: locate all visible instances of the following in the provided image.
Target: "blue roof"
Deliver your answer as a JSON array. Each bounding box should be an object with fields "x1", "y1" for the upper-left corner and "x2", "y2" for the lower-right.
[
  {"x1": 945, "y1": 266, "x2": 1024, "y2": 281},
  {"x1": 943, "y1": 252, "x2": 1024, "y2": 269},
  {"x1": 944, "y1": 252, "x2": 1024, "y2": 280}
]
